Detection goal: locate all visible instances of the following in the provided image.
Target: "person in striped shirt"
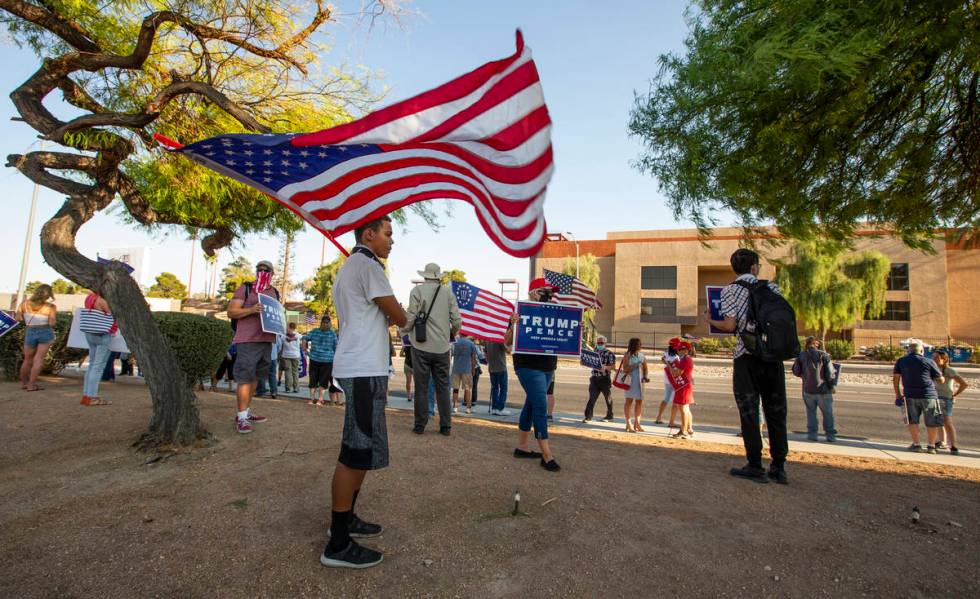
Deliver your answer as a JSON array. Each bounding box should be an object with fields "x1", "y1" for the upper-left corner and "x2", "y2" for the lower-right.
[
  {"x1": 707, "y1": 248, "x2": 789, "y2": 485},
  {"x1": 303, "y1": 316, "x2": 340, "y2": 406}
]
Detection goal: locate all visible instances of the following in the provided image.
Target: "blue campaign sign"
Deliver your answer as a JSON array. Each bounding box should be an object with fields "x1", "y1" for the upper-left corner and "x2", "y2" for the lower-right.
[
  {"x1": 706, "y1": 285, "x2": 728, "y2": 336},
  {"x1": 0, "y1": 310, "x2": 20, "y2": 339},
  {"x1": 259, "y1": 293, "x2": 287, "y2": 336},
  {"x1": 580, "y1": 349, "x2": 602, "y2": 369},
  {"x1": 513, "y1": 301, "x2": 583, "y2": 357}
]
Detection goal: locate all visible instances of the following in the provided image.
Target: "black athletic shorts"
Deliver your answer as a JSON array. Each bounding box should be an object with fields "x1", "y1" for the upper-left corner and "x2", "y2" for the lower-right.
[{"x1": 309, "y1": 359, "x2": 339, "y2": 391}]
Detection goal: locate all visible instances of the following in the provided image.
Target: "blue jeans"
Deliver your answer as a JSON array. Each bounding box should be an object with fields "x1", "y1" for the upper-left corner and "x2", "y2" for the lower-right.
[
  {"x1": 516, "y1": 368, "x2": 553, "y2": 440},
  {"x1": 802, "y1": 392, "x2": 836, "y2": 438},
  {"x1": 83, "y1": 332, "x2": 113, "y2": 398},
  {"x1": 257, "y1": 359, "x2": 278, "y2": 395},
  {"x1": 489, "y1": 370, "x2": 508, "y2": 411}
]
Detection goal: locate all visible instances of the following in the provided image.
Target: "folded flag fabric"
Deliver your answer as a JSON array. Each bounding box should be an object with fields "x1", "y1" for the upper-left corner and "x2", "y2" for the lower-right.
[
  {"x1": 159, "y1": 31, "x2": 552, "y2": 258},
  {"x1": 543, "y1": 269, "x2": 602, "y2": 310},
  {"x1": 451, "y1": 281, "x2": 514, "y2": 343},
  {"x1": 97, "y1": 256, "x2": 135, "y2": 274}
]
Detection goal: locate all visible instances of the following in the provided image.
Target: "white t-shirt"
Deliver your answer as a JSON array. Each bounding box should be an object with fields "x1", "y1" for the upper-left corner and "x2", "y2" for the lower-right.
[
  {"x1": 280, "y1": 336, "x2": 301, "y2": 359},
  {"x1": 332, "y1": 250, "x2": 395, "y2": 378},
  {"x1": 662, "y1": 352, "x2": 678, "y2": 383}
]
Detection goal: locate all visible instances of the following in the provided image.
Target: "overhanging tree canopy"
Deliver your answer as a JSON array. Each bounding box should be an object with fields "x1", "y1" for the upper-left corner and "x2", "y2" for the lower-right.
[{"x1": 629, "y1": 0, "x2": 980, "y2": 248}]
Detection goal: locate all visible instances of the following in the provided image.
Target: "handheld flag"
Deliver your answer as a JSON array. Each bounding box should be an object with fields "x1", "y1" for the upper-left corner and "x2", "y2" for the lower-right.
[
  {"x1": 451, "y1": 281, "x2": 515, "y2": 343},
  {"x1": 159, "y1": 32, "x2": 552, "y2": 258},
  {"x1": 543, "y1": 269, "x2": 602, "y2": 310}
]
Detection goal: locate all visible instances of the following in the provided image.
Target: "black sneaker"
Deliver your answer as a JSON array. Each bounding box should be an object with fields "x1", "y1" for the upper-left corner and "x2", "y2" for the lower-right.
[
  {"x1": 349, "y1": 514, "x2": 382, "y2": 538},
  {"x1": 439, "y1": 427, "x2": 451, "y2": 437},
  {"x1": 935, "y1": 441, "x2": 947, "y2": 450},
  {"x1": 581, "y1": 417, "x2": 592, "y2": 423},
  {"x1": 767, "y1": 467, "x2": 788, "y2": 485},
  {"x1": 320, "y1": 540, "x2": 383, "y2": 569},
  {"x1": 412, "y1": 425, "x2": 424, "y2": 435},
  {"x1": 540, "y1": 458, "x2": 561, "y2": 472},
  {"x1": 909, "y1": 443, "x2": 923, "y2": 453},
  {"x1": 729, "y1": 465, "x2": 769, "y2": 484},
  {"x1": 926, "y1": 445, "x2": 937, "y2": 454},
  {"x1": 514, "y1": 448, "x2": 542, "y2": 459},
  {"x1": 602, "y1": 416, "x2": 613, "y2": 422},
  {"x1": 950, "y1": 446, "x2": 960, "y2": 455}
]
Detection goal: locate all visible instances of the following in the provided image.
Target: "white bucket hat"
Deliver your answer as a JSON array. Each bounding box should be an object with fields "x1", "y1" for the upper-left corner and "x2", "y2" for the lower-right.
[{"x1": 417, "y1": 263, "x2": 443, "y2": 280}]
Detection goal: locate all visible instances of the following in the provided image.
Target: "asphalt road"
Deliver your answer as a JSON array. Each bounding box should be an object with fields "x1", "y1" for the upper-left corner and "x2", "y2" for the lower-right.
[{"x1": 388, "y1": 363, "x2": 980, "y2": 450}]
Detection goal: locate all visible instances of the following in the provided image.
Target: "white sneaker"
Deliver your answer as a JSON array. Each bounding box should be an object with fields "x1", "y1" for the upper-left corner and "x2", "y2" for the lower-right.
[
  {"x1": 453, "y1": 407, "x2": 458, "y2": 414},
  {"x1": 497, "y1": 408, "x2": 512, "y2": 416},
  {"x1": 464, "y1": 407, "x2": 473, "y2": 414}
]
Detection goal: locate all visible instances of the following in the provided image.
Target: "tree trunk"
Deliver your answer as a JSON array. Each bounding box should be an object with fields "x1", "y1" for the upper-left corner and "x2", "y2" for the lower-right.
[{"x1": 40, "y1": 206, "x2": 208, "y2": 450}]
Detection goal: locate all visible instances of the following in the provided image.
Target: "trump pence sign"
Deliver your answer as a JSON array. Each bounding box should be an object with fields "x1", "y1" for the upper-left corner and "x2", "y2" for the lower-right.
[{"x1": 513, "y1": 301, "x2": 583, "y2": 357}]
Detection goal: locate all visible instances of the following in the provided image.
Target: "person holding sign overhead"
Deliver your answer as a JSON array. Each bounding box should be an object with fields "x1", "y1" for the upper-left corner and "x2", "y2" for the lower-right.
[
  {"x1": 506, "y1": 278, "x2": 562, "y2": 472},
  {"x1": 227, "y1": 259, "x2": 279, "y2": 434}
]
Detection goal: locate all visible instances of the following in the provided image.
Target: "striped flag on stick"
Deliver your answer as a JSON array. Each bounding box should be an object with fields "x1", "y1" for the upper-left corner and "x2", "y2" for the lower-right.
[
  {"x1": 543, "y1": 269, "x2": 603, "y2": 310},
  {"x1": 451, "y1": 281, "x2": 515, "y2": 343},
  {"x1": 158, "y1": 31, "x2": 552, "y2": 258}
]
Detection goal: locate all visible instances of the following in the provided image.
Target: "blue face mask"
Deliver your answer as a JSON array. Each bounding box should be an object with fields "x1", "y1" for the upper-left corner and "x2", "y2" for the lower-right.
[{"x1": 596, "y1": 344, "x2": 606, "y2": 351}]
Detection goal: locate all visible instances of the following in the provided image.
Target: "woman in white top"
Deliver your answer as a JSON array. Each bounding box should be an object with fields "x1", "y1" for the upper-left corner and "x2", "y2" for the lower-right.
[
  {"x1": 619, "y1": 337, "x2": 650, "y2": 432},
  {"x1": 15, "y1": 284, "x2": 57, "y2": 392}
]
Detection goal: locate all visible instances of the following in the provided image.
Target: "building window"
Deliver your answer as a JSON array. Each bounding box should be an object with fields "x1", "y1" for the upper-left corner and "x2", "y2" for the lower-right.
[
  {"x1": 640, "y1": 298, "x2": 677, "y2": 321},
  {"x1": 640, "y1": 266, "x2": 676, "y2": 289},
  {"x1": 886, "y1": 263, "x2": 909, "y2": 291},
  {"x1": 866, "y1": 300, "x2": 910, "y2": 321}
]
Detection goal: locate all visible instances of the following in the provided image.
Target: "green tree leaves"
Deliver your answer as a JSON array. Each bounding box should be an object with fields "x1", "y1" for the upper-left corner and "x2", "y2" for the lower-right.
[
  {"x1": 630, "y1": 0, "x2": 980, "y2": 248},
  {"x1": 147, "y1": 272, "x2": 188, "y2": 299}
]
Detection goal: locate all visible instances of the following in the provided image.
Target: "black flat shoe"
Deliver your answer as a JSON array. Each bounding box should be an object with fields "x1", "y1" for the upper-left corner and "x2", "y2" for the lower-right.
[
  {"x1": 513, "y1": 448, "x2": 542, "y2": 459},
  {"x1": 439, "y1": 427, "x2": 451, "y2": 436},
  {"x1": 730, "y1": 465, "x2": 769, "y2": 484},
  {"x1": 540, "y1": 458, "x2": 561, "y2": 472}
]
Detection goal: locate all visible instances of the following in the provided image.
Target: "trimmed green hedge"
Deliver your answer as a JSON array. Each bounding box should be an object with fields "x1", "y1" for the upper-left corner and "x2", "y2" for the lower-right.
[
  {"x1": 152, "y1": 312, "x2": 233, "y2": 388},
  {"x1": 0, "y1": 312, "x2": 87, "y2": 381},
  {"x1": 871, "y1": 343, "x2": 904, "y2": 361},
  {"x1": 824, "y1": 339, "x2": 854, "y2": 361}
]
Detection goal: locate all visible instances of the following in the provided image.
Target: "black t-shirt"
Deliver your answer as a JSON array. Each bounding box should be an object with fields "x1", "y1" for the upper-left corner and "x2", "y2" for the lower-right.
[{"x1": 512, "y1": 352, "x2": 557, "y2": 372}]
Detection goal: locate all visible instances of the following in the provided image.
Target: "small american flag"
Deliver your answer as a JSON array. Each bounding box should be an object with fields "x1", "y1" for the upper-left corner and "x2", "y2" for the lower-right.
[
  {"x1": 161, "y1": 32, "x2": 552, "y2": 258},
  {"x1": 304, "y1": 311, "x2": 317, "y2": 325},
  {"x1": 544, "y1": 269, "x2": 602, "y2": 310},
  {"x1": 451, "y1": 281, "x2": 515, "y2": 343}
]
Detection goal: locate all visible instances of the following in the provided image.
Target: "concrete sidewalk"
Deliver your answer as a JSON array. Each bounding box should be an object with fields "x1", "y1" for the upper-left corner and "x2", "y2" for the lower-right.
[{"x1": 63, "y1": 367, "x2": 980, "y2": 470}]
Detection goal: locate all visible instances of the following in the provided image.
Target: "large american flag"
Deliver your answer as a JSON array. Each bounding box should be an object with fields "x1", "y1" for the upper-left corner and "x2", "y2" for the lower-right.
[
  {"x1": 544, "y1": 269, "x2": 602, "y2": 310},
  {"x1": 160, "y1": 32, "x2": 552, "y2": 258},
  {"x1": 451, "y1": 281, "x2": 515, "y2": 343}
]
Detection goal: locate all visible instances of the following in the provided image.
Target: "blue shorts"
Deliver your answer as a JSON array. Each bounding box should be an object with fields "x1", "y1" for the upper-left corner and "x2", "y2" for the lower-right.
[
  {"x1": 905, "y1": 397, "x2": 944, "y2": 428},
  {"x1": 940, "y1": 397, "x2": 954, "y2": 417},
  {"x1": 24, "y1": 326, "x2": 54, "y2": 347}
]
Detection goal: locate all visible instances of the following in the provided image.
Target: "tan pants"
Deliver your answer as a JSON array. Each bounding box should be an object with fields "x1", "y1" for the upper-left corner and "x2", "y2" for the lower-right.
[{"x1": 280, "y1": 357, "x2": 299, "y2": 390}]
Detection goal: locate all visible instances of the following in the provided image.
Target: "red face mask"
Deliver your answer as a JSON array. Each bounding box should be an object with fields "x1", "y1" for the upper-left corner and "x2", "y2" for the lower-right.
[{"x1": 255, "y1": 270, "x2": 273, "y2": 293}]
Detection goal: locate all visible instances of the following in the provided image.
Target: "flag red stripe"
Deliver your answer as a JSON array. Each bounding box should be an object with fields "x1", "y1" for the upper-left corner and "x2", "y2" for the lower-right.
[
  {"x1": 478, "y1": 106, "x2": 552, "y2": 151},
  {"x1": 405, "y1": 61, "x2": 541, "y2": 144},
  {"x1": 291, "y1": 32, "x2": 526, "y2": 146}
]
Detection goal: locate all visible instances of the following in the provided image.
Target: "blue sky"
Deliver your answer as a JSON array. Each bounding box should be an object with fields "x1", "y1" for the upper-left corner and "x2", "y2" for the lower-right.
[{"x1": 0, "y1": 0, "x2": 716, "y2": 302}]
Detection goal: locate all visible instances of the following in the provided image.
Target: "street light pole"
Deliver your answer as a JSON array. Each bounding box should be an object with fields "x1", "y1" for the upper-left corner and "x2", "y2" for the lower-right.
[
  {"x1": 565, "y1": 231, "x2": 579, "y2": 279},
  {"x1": 16, "y1": 140, "x2": 44, "y2": 309}
]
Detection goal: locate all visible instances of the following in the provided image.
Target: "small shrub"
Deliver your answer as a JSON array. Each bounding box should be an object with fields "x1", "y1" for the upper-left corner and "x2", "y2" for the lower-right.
[
  {"x1": 719, "y1": 335, "x2": 738, "y2": 350},
  {"x1": 0, "y1": 312, "x2": 86, "y2": 381},
  {"x1": 695, "y1": 337, "x2": 721, "y2": 354},
  {"x1": 152, "y1": 312, "x2": 233, "y2": 388},
  {"x1": 871, "y1": 343, "x2": 904, "y2": 362},
  {"x1": 824, "y1": 339, "x2": 854, "y2": 361}
]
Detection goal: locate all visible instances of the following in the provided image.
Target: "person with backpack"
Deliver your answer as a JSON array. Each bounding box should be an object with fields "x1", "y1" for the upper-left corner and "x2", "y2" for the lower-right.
[
  {"x1": 708, "y1": 248, "x2": 800, "y2": 485},
  {"x1": 226, "y1": 260, "x2": 279, "y2": 434},
  {"x1": 792, "y1": 336, "x2": 838, "y2": 442}
]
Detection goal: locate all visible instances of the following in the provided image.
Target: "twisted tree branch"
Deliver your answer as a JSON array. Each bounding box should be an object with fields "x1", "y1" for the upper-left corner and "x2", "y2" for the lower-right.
[
  {"x1": 0, "y1": 0, "x2": 101, "y2": 53},
  {"x1": 146, "y1": 81, "x2": 270, "y2": 132}
]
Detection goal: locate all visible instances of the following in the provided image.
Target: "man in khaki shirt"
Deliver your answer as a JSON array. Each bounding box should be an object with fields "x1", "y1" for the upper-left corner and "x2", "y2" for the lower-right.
[{"x1": 403, "y1": 263, "x2": 462, "y2": 436}]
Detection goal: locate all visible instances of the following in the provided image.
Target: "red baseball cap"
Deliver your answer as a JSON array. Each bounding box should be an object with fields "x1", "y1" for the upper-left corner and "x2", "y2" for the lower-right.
[
  {"x1": 668, "y1": 337, "x2": 682, "y2": 349},
  {"x1": 529, "y1": 278, "x2": 558, "y2": 292},
  {"x1": 677, "y1": 340, "x2": 693, "y2": 351}
]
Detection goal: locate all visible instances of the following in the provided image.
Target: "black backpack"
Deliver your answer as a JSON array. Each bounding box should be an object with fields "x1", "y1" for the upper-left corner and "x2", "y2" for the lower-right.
[
  {"x1": 230, "y1": 282, "x2": 280, "y2": 332},
  {"x1": 735, "y1": 279, "x2": 800, "y2": 362}
]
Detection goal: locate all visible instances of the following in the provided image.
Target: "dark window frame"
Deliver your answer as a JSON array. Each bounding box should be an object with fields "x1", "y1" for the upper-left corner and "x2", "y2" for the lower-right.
[
  {"x1": 640, "y1": 297, "x2": 677, "y2": 319},
  {"x1": 866, "y1": 300, "x2": 910, "y2": 321},
  {"x1": 886, "y1": 263, "x2": 909, "y2": 291},
  {"x1": 640, "y1": 266, "x2": 677, "y2": 290}
]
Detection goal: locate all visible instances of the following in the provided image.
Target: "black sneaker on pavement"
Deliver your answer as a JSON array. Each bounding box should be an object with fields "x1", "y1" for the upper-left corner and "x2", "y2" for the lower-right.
[
  {"x1": 935, "y1": 441, "x2": 947, "y2": 449},
  {"x1": 349, "y1": 514, "x2": 382, "y2": 538},
  {"x1": 412, "y1": 425, "x2": 424, "y2": 435},
  {"x1": 601, "y1": 416, "x2": 613, "y2": 422},
  {"x1": 950, "y1": 446, "x2": 960, "y2": 455},
  {"x1": 767, "y1": 467, "x2": 788, "y2": 485},
  {"x1": 439, "y1": 427, "x2": 451, "y2": 436},
  {"x1": 729, "y1": 465, "x2": 769, "y2": 484},
  {"x1": 926, "y1": 445, "x2": 938, "y2": 454},
  {"x1": 909, "y1": 443, "x2": 923, "y2": 453},
  {"x1": 514, "y1": 448, "x2": 542, "y2": 459},
  {"x1": 320, "y1": 540, "x2": 383, "y2": 569}
]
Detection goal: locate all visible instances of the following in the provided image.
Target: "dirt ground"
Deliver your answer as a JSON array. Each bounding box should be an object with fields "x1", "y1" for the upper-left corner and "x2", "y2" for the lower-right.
[{"x1": 1, "y1": 377, "x2": 978, "y2": 598}]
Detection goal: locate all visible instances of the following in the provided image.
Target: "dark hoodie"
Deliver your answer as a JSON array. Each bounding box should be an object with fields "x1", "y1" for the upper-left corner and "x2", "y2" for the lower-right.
[{"x1": 792, "y1": 347, "x2": 835, "y2": 394}]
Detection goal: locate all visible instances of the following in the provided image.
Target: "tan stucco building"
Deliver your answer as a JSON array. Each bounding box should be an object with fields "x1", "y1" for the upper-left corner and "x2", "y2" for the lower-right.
[{"x1": 532, "y1": 227, "x2": 980, "y2": 348}]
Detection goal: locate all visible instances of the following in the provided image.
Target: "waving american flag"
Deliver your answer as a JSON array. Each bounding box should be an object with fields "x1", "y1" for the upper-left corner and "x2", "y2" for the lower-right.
[
  {"x1": 544, "y1": 269, "x2": 603, "y2": 310},
  {"x1": 451, "y1": 281, "x2": 515, "y2": 343},
  {"x1": 160, "y1": 32, "x2": 552, "y2": 258}
]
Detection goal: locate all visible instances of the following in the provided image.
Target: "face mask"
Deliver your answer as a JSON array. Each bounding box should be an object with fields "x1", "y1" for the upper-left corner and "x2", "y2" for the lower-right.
[
  {"x1": 596, "y1": 344, "x2": 606, "y2": 351},
  {"x1": 254, "y1": 270, "x2": 273, "y2": 293}
]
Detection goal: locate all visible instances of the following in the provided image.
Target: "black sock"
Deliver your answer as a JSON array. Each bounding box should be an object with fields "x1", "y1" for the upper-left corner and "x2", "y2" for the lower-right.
[
  {"x1": 328, "y1": 510, "x2": 352, "y2": 552},
  {"x1": 350, "y1": 489, "x2": 360, "y2": 519}
]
